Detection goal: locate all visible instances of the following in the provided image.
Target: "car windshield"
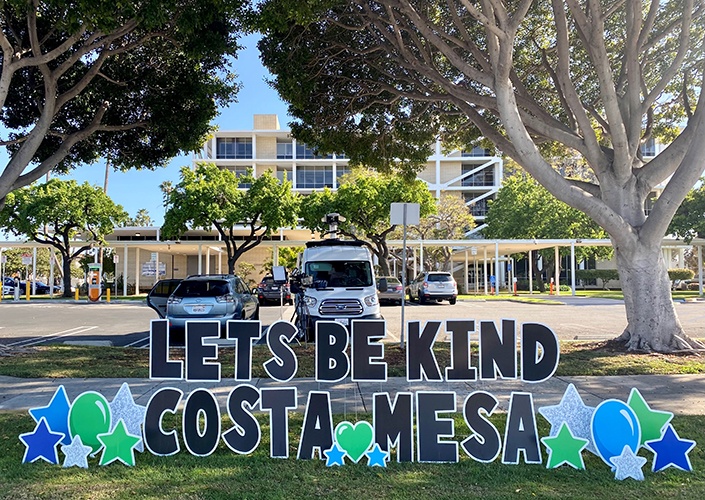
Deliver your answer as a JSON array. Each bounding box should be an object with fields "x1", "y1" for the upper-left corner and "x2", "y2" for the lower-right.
[
  {"x1": 173, "y1": 280, "x2": 229, "y2": 298},
  {"x1": 262, "y1": 277, "x2": 274, "y2": 284},
  {"x1": 428, "y1": 274, "x2": 452, "y2": 282},
  {"x1": 305, "y1": 261, "x2": 373, "y2": 287},
  {"x1": 382, "y1": 277, "x2": 400, "y2": 285}
]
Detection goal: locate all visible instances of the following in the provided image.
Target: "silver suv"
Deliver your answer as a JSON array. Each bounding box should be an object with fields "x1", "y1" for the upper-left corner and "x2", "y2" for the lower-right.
[
  {"x1": 407, "y1": 271, "x2": 458, "y2": 305},
  {"x1": 147, "y1": 275, "x2": 259, "y2": 339}
]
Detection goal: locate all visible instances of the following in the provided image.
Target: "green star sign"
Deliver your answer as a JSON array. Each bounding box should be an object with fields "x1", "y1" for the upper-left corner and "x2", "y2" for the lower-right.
[
  {"x1": 627, "y1": 388, "x2": 673, "y2": 447},
  {"x1": 541, "y1": 422, "x2": 589, "y2": 469},
  {"x1": 97, "y1": 420, "x2": 141, "y2": 466}
]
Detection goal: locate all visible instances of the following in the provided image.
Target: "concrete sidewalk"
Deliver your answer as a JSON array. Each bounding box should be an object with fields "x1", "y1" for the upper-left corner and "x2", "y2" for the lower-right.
[{"x1": 1, "y1": 374, "x2": 704, "y2": 415}]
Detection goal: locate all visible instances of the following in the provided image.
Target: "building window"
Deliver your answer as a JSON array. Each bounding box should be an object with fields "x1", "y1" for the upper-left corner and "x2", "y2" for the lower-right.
[
  {"x1": 296, "y1": 166, "x2": 334, "y2": 189},
  {"x1": 641, "y1": 138, "x2": 656, "y2": 157},
  {"x1": 644, "y1": 193, "x2": 657, "y2": 216},
  {"x1": 462, "y1": 146, "x2": 491, "y2": 157},
  {"x1": 295, "y1": 143, "x2": 332, "y2": 159},
  {"x1": 277, "y1": 139, "x2": 293, "y2": 159},
  {"x1": 217, "y1": 138, "x2": 253, "y2": 159},
  {"x1": 461, "y1": 165, "x2": 495, "y2": 187},
  {"x1": 233, "y1": 167, "x2": 252, "y2": 188},
  {"x1": 276, "y1": 167, "x2": 292, "y2": 183},
  {"x1": 464, "y1": 195, "x2": 490, "y2": 217},
  {"x1": 336, "y1": 165, "x2": 351, "y2": 186}
]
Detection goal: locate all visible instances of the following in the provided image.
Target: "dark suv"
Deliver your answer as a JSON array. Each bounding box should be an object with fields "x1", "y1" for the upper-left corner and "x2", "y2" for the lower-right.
[
  {"x1": 147, "y1": 274, "x2": 259, "y2": 336},
  {"x1": 256, "y1": 275, "x2": 292, "y2": 305}
]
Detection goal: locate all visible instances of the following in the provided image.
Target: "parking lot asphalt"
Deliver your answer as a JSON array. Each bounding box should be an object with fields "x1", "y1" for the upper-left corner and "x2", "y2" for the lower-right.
[
  {"x1": 1, "y1": 295, "x2": 704, "y2": 347},
  {"x1": 1, "y1": 296, "x2": 705, "y2": 415}
]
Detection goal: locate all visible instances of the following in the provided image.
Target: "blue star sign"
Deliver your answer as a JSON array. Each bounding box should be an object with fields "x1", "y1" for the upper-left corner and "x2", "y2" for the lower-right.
[
  {"x1": 645, "y1": 424, "x2": 696, "y2": 473},
  {"x1": 19, "y1": 417, "x2": 64, "y2": 464},
  {"x1": 29, "y1": 385, "x2": 71, "y2": 445},
  {"x1": 366, "y1": 443, "x2": 389, "y2": 467},
  {"x1": 324, "y1": 443, "x2": 346, "y2": 467}
]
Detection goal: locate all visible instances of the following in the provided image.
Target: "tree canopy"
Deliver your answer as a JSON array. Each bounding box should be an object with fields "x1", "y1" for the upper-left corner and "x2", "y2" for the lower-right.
[
  {"x1": 0, "y1": 0, "x2": 246, "y2": 206},
  {"x1": 484, "y1": 172, "x2": 612, "y2": 290},
  {"x1": 161, "y1": 164, "x2": 301, "y2": 273},
  {"x1": 299, "y1": 170, "x2": 435, "y2": 275},
  {"x1": 669, "y1": 179, "x2": 705, "y2": 244},
  {"x1": 0, "y1": 178, "x2": 128, "y2": 295},
  {"x1": 408, "y1": 192, "x2": 475, "y2": 272},
  {"x1": 257, "y1": 0, "x2": 705, "y2": 352}
]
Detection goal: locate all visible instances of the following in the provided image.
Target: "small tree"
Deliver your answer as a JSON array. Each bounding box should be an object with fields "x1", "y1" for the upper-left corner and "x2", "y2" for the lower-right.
[
  {"x1": 300, "y1": 170, "x2": 436, "y2": 275},
  {"x1": 123, "y1": 209, "x2": 153, "y2": 227},
  {"x1": 0, "y1": 179, "x2": 128, "y2": 296},
  {"x1": 162, "y1": 164, "x2": 300, "y2": 273},
  {"x1": 669, "y1": 179, "x2": 705, "y2": 244},
  {"x1": 262, "y1": 246, "x2": 303, "y2": 274},
  {"x1": 411, "y1": 193, "x2": 475, "y2": 272}
]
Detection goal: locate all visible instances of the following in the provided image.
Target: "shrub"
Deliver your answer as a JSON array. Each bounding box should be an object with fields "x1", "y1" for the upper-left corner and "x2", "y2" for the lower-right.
[
  {"x1": 574, "y1": 269, "x2": 620, "y2": 289},
  {"x1": 667, "y1": 268, "x2": 695, "y2": 281}
]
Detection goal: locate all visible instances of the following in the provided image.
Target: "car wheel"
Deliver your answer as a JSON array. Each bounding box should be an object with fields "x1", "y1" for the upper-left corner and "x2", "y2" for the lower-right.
[
  {"x1": 253, "y1": 306, "x2": 260, "y2": 320},
  {"x1": 449, "y1": 298, "x2": 457, "y2": 305}
]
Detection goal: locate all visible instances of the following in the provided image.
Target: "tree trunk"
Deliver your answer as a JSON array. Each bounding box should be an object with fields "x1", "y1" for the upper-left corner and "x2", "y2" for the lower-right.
[
  {"x1": 62, "y1": 255, "x2": 73, "y2": 298},
  {"x1": 615, "y1": 242, "x2": 701, "y2": 352}
]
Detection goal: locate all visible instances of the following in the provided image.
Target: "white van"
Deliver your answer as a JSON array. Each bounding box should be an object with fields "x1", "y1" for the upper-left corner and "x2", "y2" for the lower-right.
[{"x1": 296, "y1": 238, "x2": 382, "y2": 340}]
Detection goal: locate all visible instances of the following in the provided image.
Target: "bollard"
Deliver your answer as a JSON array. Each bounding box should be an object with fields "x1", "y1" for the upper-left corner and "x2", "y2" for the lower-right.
[
  {"x1": 26, "y1": 285, "x2": 30, "y2": 301},
  {"x1": 75, "y1": 287, "x2": 79, "y2": 301},
  {"x1": 106, "y1": 288, "x2": 110, "y2": 303}
]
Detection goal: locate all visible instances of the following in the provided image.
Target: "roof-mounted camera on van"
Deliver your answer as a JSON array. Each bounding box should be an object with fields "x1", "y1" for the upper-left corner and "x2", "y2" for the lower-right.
[{"x1": 322, "y1": 212, "x2": 346, "y2": 238}]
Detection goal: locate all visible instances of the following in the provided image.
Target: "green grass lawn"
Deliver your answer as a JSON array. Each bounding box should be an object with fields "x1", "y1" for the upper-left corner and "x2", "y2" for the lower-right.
[
  {"x1": 1, "y1": 341, "x2": 704, "y2": 379},
  {"x1": 1, "y1": 412, "x2": 702, "y2": 499}
]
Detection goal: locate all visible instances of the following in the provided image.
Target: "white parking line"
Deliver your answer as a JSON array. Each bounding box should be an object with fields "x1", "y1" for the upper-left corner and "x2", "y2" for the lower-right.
[
  {"x1": 124, "y1": 336, "x2": 150, "y2": 348},
  {"x1": 8, "y1": 326, "x2": 99, "y2": 347}
]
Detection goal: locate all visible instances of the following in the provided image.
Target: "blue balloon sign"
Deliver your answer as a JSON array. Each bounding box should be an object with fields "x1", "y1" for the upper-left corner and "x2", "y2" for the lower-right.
[{"x1": 591, "y1": 400, "x2": 641, "y2": 466}]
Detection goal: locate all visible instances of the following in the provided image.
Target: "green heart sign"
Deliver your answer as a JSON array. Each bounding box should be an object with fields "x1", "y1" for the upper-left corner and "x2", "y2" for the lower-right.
[{"x1": 335, "y1": 421, "x2": 374, "y2": 463}]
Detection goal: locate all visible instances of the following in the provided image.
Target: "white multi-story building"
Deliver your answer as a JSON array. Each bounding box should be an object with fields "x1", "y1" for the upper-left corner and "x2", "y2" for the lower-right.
[{"x1": 194, "y1": 114, "x2": 503, "y2": 235}]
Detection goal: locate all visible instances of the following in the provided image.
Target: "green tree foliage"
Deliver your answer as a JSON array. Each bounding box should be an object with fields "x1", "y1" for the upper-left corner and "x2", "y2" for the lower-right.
[
  {"x1": 0, "y1": 0, "x2": 246, "y2": 206},
  {"x1": 410, "y1": 193, "x2": 475, "y2": 272},
  {"x1": 263, "y1": 246, "x2": 303, "y2": 274},
  {"x1": 669, "y1": 179, "x2": 705, "y2": 243},
  {"x1": 123, "y1": 209, "x2": 153, "y2": 227},
  {"x1": 0, "y1": 179, "x2": 128, "y2": 296},
  {"x1": 299, "y1": 170, "x2": 435, "y2": 275},
  {"x1": 256, "y1": 1, "x2": 705, "y2": 351},
  {"x1": 161, "y1": 164, "x2": 301, "y2": 273},
  {"x1": 485, "y1": 173, "x2": 611, "y2": 291}
]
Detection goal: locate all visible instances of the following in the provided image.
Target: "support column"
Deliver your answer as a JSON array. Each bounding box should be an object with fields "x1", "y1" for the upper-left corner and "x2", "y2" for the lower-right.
[
  {"x1": 494, "y1": 242, "x2": 499, "y2": 295},
  {"x1": 570, "y1": 242, "x2": 576, "y2": 296},
  {"x1": 154, "y1": 252, "x2": 159, "y2": 285},
  {"x1": 123, "y1": 245, "x2": 128, "y2": 295},
  {"x1": 699, "y1": 245, "x2": 703, "y2": 297},
  {"x1": 32, "y1": 247, "x2": 37, "y2": 295},
  {"x1": 528, "y1": 250, "x2": 533, "y2": 295},
  {"x1": 135, "y1": 248, "x2": 140, "y2": 296},
  {"x1": 554, "y1": 246, "x2": 560, "y2": 296},
  {"x1": 464, "y1": 250, "x2": 469, "y2": 295},
  {"x1": 206, "y1": 247, "x2": 211, "y2": 274},
  {"x1": 198, "y1": 244, "x2": 203, "y2": 274},
  {"x1": 483, "y1": 247, "x2": 488, "y2": 295}
]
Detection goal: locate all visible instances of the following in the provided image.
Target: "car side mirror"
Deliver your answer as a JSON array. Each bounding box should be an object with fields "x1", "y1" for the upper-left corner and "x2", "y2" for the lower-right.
[
  {"x1": 378, "y1": 278, "x2": 388, "y2": 293},
  {"x1": 251, "y1": 287, "x2": 259, "y2": 295}
]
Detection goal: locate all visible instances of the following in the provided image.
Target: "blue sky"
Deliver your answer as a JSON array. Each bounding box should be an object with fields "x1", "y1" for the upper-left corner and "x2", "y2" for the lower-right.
[{"x1": 57, "y1": 34, "x2": 292, "y2": 226}]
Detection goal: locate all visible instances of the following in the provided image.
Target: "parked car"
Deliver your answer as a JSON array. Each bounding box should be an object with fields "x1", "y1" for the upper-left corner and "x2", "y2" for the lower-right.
[
  {"x1": 407, "y1": 271, "x2": 458, "y2": 305},
  {"x1": 377, "y1": 276, "x2": 403, "y2": 305},
  {"x1": 1, "y1": 277, "x2": 52, "y2": 294},
  {"x1": 256, "y1": 275, "x2": 292, "y2": 305},
  {"x1": 146, "y1": 274, "x2": 259, "y2": 339}
]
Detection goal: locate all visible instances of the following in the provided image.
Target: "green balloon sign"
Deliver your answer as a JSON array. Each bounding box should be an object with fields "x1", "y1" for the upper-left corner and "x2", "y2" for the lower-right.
[{"x1": 68, "y1": 392, "x2": 112, "y2": 453}]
